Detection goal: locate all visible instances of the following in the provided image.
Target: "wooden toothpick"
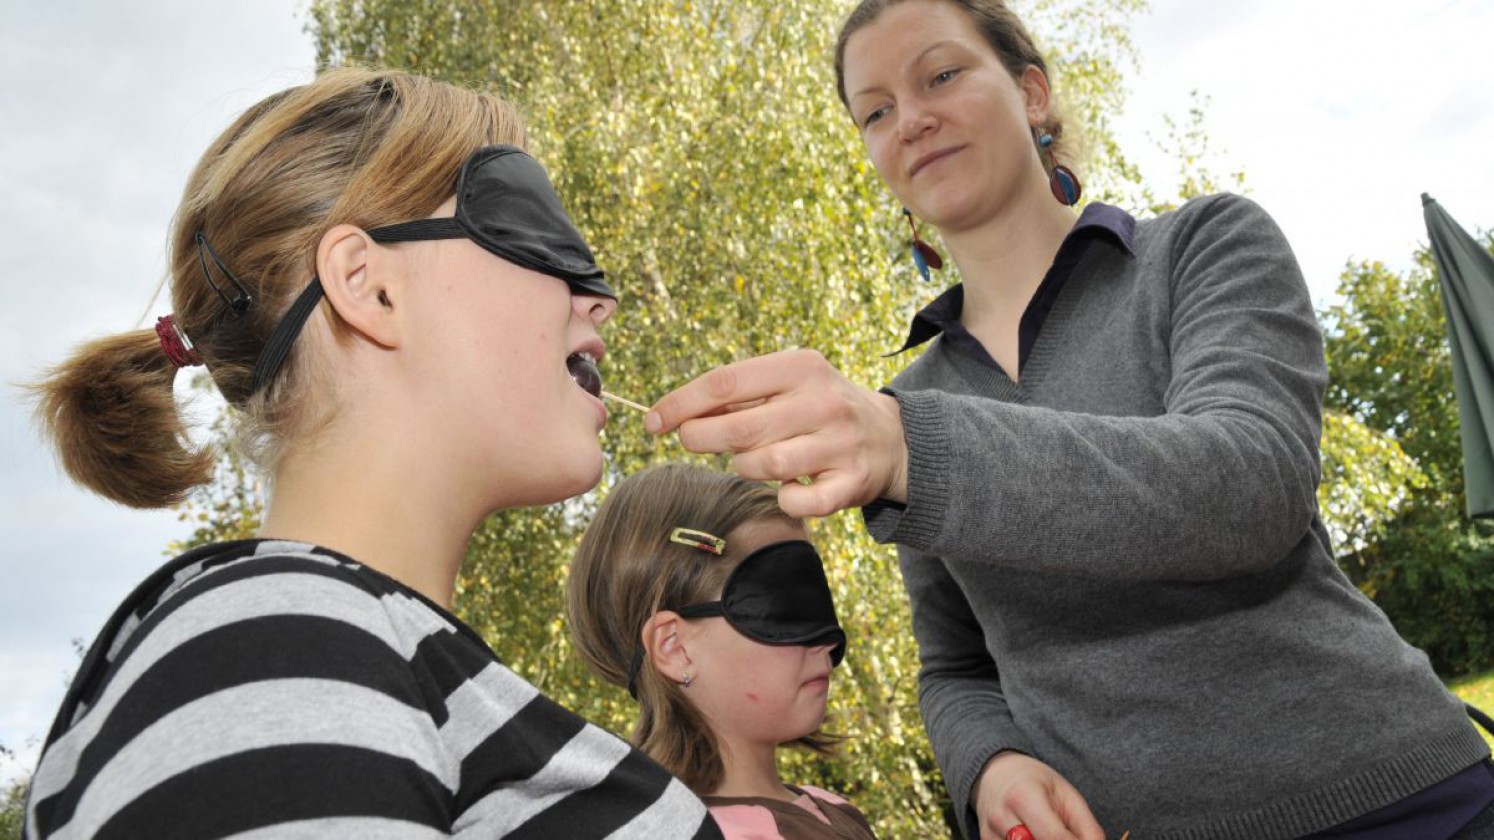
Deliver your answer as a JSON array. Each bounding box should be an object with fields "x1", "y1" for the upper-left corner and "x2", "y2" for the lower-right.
[{"x1": 601, "y1": 391, "x2": 649, "y2": 413}]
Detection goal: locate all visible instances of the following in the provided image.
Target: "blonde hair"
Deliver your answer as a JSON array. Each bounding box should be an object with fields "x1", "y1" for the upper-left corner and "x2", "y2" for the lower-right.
[
  {"x1": 30, "y1": 68, "x2": 525, "y2": 508},
  {"x1": 834, "y1": 0, "x2": 1078, "y2": 180},
  {"x1": 567, "y1": 464, "x2": 839, "y2": 794}
]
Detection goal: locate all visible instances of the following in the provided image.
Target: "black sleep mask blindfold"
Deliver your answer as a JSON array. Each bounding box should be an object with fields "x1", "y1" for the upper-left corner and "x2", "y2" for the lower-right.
[
  {"x1": 627, "y1": 539, "x2": 847, "y2": 698},
  {"x1": 246, "y1": 145, "x2": 614, "y2": 394}
]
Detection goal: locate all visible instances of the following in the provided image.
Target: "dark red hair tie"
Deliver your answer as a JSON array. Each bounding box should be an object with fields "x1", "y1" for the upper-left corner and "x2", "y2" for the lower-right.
[{"x1": 155, "y1": 315, "x2": 203, "y2": 368}]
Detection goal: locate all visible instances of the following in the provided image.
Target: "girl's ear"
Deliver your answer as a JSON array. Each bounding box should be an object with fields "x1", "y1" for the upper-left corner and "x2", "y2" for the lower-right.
[
  {"x1": 642, "y1": 610, "x2": 692, "y2": 684},
  {"x1": 316, "y1": 224, "x2": 401, "y2": 349}
]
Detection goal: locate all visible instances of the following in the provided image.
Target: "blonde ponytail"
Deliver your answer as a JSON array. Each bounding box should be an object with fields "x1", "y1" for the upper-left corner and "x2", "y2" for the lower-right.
[{"x1": 31, "y1": 329, "x2": 213, "y2": 508}]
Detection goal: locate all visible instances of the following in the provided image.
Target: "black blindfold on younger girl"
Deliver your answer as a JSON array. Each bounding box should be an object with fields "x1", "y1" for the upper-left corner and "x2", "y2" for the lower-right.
[{"x1": 629, "y1": 533, "x2": 847, "y2": 698}]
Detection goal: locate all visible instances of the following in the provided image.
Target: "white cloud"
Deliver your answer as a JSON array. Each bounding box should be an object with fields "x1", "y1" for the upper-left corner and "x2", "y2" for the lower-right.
[{"x1": 1114, "y1": 0, "x2": 1494, "y2": 302}]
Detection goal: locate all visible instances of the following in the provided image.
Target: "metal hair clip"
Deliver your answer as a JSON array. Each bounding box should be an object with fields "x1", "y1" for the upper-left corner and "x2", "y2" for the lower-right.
[
  {"x1": 669, "y1": 527, "x2": 725, "y2": 555},
  {"x1": 195, "y1": 231, "x2": 254, "y2": 315}
]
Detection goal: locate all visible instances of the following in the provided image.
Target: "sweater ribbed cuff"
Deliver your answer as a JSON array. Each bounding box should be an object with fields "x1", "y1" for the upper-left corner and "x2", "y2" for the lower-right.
[{"x1": 865, "y1": 387, "x2": 950, "y2": 550}]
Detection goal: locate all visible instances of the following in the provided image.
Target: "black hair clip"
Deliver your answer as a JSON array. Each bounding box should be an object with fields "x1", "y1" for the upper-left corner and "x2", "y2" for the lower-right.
[{"x1": 195, "y1": 232, "x2": 254, "y2": 315}]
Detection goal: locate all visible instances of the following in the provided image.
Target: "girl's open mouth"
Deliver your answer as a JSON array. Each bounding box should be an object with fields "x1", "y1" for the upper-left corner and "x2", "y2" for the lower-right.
[{"x1": 566, "y1": 351, "x2": 601, "y2": 398}]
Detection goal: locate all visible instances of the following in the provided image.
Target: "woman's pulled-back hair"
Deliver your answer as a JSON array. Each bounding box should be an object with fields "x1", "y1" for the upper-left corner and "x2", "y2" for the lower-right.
[
  {"x1": 31, "y1": 68, "x2": 525, "y2": 508},
  {"x1": 567, "y1": 463, "x2": 839, "y2": 794},
  {"x1": 834, "y1": 0, "x2": 1078, "y2": 178}
]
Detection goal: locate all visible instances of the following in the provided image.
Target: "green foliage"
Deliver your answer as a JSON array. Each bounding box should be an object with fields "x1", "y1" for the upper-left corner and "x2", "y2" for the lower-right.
[
  {"x1": 1449, "y1": 669, "x2": 1494, "y2": 750},
  {"x1": 0, "y1": 742, "x2": 26, "y2": 840},
  {"x1": 1322, "y1": 244, "x2": 1494, "y2": 675},
  {"x1": 1138, "y1": 90, "x2": 1247, "y2": 215},
  {"x1": 1323, "y1": 254, "x2": 1465, "y2": 496},
  {"x1": 0, "y1": 777, "x2": 24, "y2": 840},
  {"x1": 169, "y1": 378, "x2": 262, "y2": 554},
  {"x1": 1317, "y1": 410, "x2": 1426, "y2": 556}
]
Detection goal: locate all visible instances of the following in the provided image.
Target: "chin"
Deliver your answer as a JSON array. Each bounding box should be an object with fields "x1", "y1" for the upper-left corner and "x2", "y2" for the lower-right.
[
  {"x1": 493, "y1": 442, "x2": 605, "y2": 510},
  {"x1": 545, "y1": 446, "x2": 607, "y2": 502},
  {"x1": 918, "y1": 195, "x2": 981, "y2": 231},
  {"x1": 565, "y1": 450, "x2": 606, "y2": 496}
]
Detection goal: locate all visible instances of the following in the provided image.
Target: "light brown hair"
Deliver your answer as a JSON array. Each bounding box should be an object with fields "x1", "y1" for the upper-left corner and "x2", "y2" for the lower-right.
[
  {"x1": 567, "y1": 463, "x2": 839, "y2": 794},
  {"x1": 30, "y1": 68, "x2": 524, "y2": 508},
  {"x1": 834, "y1": 0, "x2": 1078, "y2": 179}
]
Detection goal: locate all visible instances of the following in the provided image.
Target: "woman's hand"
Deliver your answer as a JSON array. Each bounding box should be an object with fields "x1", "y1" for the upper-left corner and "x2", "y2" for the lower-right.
[
  {"x1": 645, "y1": 349, "x2": 908, "y2": 518},
  {"x1": 974, "y1": 752, "x2": 1105, "y2": 840}
]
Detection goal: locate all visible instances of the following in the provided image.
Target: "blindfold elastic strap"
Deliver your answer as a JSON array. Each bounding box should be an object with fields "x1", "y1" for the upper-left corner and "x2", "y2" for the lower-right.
[
  {"x1": 366, "y1": 218, "x2": 466, "y2": 243},
  {"x1": 250, "y1": 278, "x2": 325, "y2": 394},
  {"x1": 675, "y1": 603, "x2": 725, "y2": 619},
  {"x1": 247, "y1": 219, "x2": 468, "y2": 395}
]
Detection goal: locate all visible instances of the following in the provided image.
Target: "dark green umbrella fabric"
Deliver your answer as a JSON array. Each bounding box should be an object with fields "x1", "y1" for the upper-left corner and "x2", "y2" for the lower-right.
[{"x1": 1423, "y1": 193, "x2": 1494, "y2": 518}]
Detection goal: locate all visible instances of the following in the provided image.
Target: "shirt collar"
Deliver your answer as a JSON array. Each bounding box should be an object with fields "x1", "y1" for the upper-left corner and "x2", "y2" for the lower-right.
[{"x1": 890, "y1": 202, "x2": 1137, "y2": 356}]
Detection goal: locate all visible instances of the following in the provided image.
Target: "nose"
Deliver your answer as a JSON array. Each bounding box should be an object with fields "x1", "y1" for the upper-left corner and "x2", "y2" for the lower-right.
[
  {"x1": 575, "y1": 294, "x2": 617, "y2": 326},
  {"x1": 897, "y1": 99, "x2": 936, "y2": 143}
]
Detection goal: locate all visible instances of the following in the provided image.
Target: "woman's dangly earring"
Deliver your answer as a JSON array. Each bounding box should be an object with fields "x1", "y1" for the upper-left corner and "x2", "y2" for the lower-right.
[
  {"x1": 903, "y1": 208, "x2": 944, "y2": 282},
  {"x1": 1038, "y1": 130, "x2": 1082, "y2": 206},
  {"x1": 681, "y1": 672, "x2": 693, "y2": 688}
]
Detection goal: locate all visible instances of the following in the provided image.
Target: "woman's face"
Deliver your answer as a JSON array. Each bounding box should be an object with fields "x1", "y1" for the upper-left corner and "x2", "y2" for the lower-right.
[
  {"x1": 678, "y1": 519, "x2": 837, "y2": 751},
  {"x1": 397, "y1": 199, "x2": 618, "y2": 511},
  {"x1": 842, "y1": 0, "x2": 1050, "y2": 232}
]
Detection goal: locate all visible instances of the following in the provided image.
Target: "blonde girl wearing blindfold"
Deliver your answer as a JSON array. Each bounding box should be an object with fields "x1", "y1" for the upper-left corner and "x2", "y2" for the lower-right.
[
  {"x1": 568, "y1": 464, "x2": 879, "y2": 840},
  {"x1": 25, "y1": 69, "x2": 719, "y2": 840}
]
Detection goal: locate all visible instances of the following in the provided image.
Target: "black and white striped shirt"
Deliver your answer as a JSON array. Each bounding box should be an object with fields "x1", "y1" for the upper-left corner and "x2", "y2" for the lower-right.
[{"x1": 25, "y1": 539, "x2": 721, "y2": 839}]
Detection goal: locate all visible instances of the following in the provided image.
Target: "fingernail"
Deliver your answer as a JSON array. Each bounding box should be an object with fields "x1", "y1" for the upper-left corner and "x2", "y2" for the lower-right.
[{"x1": 644, "y1": 412, "x2": 662, "y2": 434}]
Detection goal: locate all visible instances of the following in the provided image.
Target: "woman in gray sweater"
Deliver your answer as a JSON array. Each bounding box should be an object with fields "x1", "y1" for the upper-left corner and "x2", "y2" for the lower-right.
[{"x1": 643, "y1": 1, "x2": 1494, "y2": 838}]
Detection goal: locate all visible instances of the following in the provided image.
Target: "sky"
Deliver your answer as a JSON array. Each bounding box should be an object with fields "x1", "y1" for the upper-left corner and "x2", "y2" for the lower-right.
[{"x1": 3, "y1": 0, "x2": 1492, "y2": 784}]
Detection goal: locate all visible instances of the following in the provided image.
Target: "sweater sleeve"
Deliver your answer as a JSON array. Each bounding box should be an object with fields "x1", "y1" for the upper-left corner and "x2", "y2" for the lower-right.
[
  {"x1": 899, "y1": 543, "x2": 1033, "y2": 840},
  {"x1": 866, "y1": 194, "x2": 1327, "y2": 581},
  {"x1": 25, "y1": 555, "x2": 456, "y2": 839}
]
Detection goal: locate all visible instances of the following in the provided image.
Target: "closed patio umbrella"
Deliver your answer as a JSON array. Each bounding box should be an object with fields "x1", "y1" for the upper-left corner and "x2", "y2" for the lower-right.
[{"x1": 1423, "y1": 193, "x2": 1494, "y2": 518}]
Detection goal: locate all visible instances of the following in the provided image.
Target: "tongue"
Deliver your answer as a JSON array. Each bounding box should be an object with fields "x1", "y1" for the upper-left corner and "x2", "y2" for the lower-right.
[{"x1": 567, "y1": 354, "x2": 602, "y2": 398}]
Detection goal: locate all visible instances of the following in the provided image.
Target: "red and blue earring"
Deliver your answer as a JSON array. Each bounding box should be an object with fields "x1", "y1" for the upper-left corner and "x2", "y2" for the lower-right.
[
  {"x1": 1038, "y1": 131, "x2": 1082, "y2": 206},
  {"x1": 904, "y1": 208, "x2": 944, "y2": 282}
]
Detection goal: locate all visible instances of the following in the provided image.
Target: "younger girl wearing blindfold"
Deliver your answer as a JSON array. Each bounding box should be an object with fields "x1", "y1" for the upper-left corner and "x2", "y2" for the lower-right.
[{"x1": 568, "y1": 463, "x2": 879, "y2": 840}]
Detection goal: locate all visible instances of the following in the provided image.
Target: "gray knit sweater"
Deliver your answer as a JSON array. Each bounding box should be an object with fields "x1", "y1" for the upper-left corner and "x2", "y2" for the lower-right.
[{"x1": 863, "y1": 193, "x2": 1488, "y2": 839}]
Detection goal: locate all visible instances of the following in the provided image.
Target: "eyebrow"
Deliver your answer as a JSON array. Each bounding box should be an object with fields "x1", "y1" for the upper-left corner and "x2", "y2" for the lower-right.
[{"x1": 848, "y1": 39, "x2": 962, "y2": 101}]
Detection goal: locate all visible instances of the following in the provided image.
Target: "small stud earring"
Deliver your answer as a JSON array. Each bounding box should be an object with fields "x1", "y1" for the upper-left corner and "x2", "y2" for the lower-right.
[
  {"x1": 1037, "y1": 130, "x2": 1082, "y2": 206},
  {"x1": 903, "y1": 208, "x2": 944, "y2": 282},
  {"x1": 682, "y1": 673, "x2": 693, "y2": 688}
]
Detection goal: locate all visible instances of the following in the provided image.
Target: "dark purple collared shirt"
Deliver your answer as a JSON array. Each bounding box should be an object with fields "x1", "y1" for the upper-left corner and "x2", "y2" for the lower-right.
[
  {"x1": 1306, "y1": 759, "x2": 1494, "y2": 839},
  {"x1": 891, "y1": 202, "x2": 1137, "y2": 375}
]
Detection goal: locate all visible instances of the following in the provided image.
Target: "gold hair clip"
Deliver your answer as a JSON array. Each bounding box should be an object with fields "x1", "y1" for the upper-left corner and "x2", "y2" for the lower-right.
[{"x1": 669, "y1": 527, "x2": 725, "y2": 555}]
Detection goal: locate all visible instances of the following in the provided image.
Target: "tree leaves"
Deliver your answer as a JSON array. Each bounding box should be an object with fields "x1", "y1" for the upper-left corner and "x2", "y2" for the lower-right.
[{"x1": 1322, "y1": 243, "x2": 1494, "y2": 675}]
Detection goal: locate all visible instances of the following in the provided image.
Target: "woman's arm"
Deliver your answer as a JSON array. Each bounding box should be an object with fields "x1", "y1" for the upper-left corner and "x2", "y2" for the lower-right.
[
  {"x1": 874, "y1": 195, "x2": 1325, "y2": 580},
  {"x1": 902, "y1": 542, "x2": 1026, "y2": 838},
  {"x1": 907, "y1": 545, "x2": 1104, "y2": 840},
  {"x1": 651, "y1": 195, "x2": 1325, "y2": 581}
]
